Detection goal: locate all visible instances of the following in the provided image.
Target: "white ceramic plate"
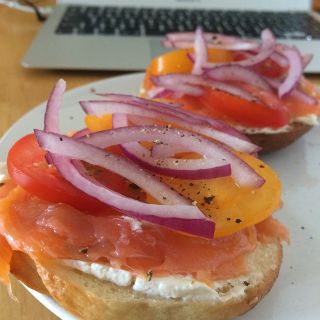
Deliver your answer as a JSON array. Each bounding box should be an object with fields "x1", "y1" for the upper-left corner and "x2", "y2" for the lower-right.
[{"x1": 1, "y1": 73, "x2": 319, "y2": 320}]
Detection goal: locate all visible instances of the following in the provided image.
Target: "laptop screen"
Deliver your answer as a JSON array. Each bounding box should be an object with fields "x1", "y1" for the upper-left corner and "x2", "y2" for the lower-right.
[{"x1": 57, "y1": 0, "x2": 311, "y2": 11}]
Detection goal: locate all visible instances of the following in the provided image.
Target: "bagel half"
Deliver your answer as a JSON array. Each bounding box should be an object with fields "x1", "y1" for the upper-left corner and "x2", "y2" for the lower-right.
[
  {"x1": 24, "y1": 240, "x2": 283, "y2": 320},
  {"x1": 245, "y1": 122, "x2": 312, "y2": 153}
]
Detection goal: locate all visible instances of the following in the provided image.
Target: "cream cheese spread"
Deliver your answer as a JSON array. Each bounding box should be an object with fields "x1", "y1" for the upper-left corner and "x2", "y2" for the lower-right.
[
  {"x1": 236, "y1": 114, "x2": 319, "y2": 135},
  {"x1": 63, "y1": 260, "x2": 262, "y2": 302}
]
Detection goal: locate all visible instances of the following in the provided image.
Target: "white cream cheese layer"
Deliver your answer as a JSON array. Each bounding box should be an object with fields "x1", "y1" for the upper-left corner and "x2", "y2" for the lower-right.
[
  {"x1": 63, "y1": 260, "x2": 262, "y2": 302},
  {"x1": 237, "y1": 114, "x2": 319, "y2": 135}
]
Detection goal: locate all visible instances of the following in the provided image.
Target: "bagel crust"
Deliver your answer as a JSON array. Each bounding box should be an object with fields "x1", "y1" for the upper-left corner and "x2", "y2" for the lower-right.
[
  {"x1": 247, "y1": 122, "x2": 312, "y2": 153},
  {"x1": 32, "y1": 241, "x2": 283, "y2": 320}
]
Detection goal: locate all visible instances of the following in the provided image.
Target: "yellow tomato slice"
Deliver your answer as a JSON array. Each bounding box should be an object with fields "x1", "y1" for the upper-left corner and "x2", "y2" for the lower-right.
[
  {"x1": 85, "y1": 114, "x2": 113, "y2": 132},
  {"x1": 159, "y1": 152, "x2": 281, "y2": 238}
]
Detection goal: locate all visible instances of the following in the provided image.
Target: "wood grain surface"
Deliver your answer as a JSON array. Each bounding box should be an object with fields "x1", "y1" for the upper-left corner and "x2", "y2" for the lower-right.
[
  {"x1": 1, "y1": 2, "x2": 320, "y2": 320},
  {"x1": 0, "y1": 3, "x2": 121, "y2": 319}
]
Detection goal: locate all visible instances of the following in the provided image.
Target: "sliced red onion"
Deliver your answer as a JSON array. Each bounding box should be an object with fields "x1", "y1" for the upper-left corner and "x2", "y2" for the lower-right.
[
  {"x1": 96, "y1": 93, "x2": 182, "y2": 109},
  {"x1": 192, "y1": 27, "x2": 208, "y2": 75},
  {"x1": 289, "y1": 88, "x2": 318, "y2": 105},
  {"x1": 80, "y1": 108, "x2": 263, "y2": 187},
  {"x1": 71, "y1": 116, "x2": 231, "y2": 180},
  {"x1": 205, "y1": 65, "x2": 271, "y2": 91},
  {"x1": 207, "y1": 80, "x2": 259, "y2": 102},
  {"x1": 264, "y1": 76, "x2": 317, "y2": 105},
  {"x1": 302, "y1": 53, "x2": 313, "y2": 69},
  {"x1": 270, "y1": 51, "x2": 289, "y2": 68},
  {"x1": 35, "y1": 130, "x2": 214, "y2": 238},
  {"x1": 111, "y1": 114, "x2": 231, "y2": 179},
  {"x1": 204, "y1": 29, "x2": 275, "y2": 69},
  {"x1": 96, "y1": 91, "x2": 251, "y2": 143},
  {"x1": 36, "y1": 130, "x2": 189, "y2": 207},
  {"x1": 80, "y1": 100, "x2": 259, "y2": 154},
  {"x1": 146, "y1": 87, "x2": 170, "y2": 99},
  {"x1": 150, "y1": 73, "x2": 271, "y2": 114},
  {"x1": 152, "y1": 76, "x2": 204, "y2": 96},
  {"x1": 44, "y1": 79, "x2": 66, "y2": 133},
  {"x1": 277, "y1": 46, "x2": 303, "y2": 98}
]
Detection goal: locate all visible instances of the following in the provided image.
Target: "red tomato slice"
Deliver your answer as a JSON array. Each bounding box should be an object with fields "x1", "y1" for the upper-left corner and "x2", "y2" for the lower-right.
[
  {"x1": 177, "y1": 87, "x2": 290, "y2": 128},
  {"x1": 7, "y1": 134, "x2": 126, "y2": 213}
]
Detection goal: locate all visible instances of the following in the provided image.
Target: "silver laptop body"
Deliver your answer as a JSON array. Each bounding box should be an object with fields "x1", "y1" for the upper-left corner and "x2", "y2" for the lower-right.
[{"x1": 22, "y1": 0, "x2": 320, "y2": 72}]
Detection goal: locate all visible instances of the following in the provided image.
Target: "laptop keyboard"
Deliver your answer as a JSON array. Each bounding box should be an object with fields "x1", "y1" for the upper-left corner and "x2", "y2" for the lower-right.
[{"x1": 55, "y1": 6, "x2": 320, "y2": 39}]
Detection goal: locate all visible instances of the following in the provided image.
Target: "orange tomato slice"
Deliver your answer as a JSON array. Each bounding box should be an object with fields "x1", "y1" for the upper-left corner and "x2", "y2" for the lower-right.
[
  {"x1": 160, "y1": 152, "x2": 281, "y2": 238},
  {"x1": 142, "y1": 48, "x2": 233, "y2": 93}
]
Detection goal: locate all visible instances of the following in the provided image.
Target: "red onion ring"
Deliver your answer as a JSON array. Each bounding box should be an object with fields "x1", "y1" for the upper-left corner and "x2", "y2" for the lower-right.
[
  {"x1": 270, "y1": 51, "x2": 288, "y2": 68},
  {"x1": 151, "y1": 73, "x2": 266, "y2": 111},
  {"x1": 205, "y1": 65, "x2": 272, "y2": 91},
  {"x1": 152, "y1": 76, "x2": 204, "y2": 96},
  {"x1": 80, "y1": 100, "x2": 260, "y2": 154},
  {"x1": 204, "y1": 29, "x2": 275, "y2": 69},
  {"x1": 96, "y1": 90, "x2": 253, "y2": 144},
  {"x1": 277, "y1": 46, "x2": 303, "y2": 98},
  {"x1": 96, "y1": 93, "x2": 183, "y2": 109},
  {"x1": 264, "y1": 76, "x2": 318, "y2": 105},
  {"x1": 192, "y1": 27, "x2": 208, "y2": 75},
  {"x1": 110, "y1": 114, "x2": 231, "y2": 179},
  {"x1": 44, "y1": 79, "x2": 66, "y2": 133},
  {"x1": 302, "y1": 53, "x2": 313, "y2": 69}
]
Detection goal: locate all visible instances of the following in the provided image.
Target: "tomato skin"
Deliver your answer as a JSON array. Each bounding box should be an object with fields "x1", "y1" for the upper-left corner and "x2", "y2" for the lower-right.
[
  {"x1": 7, "y1": 134, "x2": 125, "y2": 213},
  {"x1": 197, "y1": 88, "x2": 290, "y2": 128}
]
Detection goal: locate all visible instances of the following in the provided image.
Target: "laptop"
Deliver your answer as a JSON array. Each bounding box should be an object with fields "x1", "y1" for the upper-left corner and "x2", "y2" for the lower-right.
[{"x1": 22, "y1": 0, "x2": 320, "y2": 72}]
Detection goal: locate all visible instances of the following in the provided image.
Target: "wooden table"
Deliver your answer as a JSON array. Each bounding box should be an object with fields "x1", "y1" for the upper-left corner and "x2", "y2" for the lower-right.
[
  {"x1": 1, "y1": 3, "x2": 320, "y2": 320},
  {"x1": 0, "y1": 3, "x2": 123, "y2": 319}
]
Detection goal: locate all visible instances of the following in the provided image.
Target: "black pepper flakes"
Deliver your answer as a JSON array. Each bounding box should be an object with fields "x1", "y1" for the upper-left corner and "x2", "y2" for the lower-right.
[
  {"x1": 235, "y1": 218, "x2": 242, "y2": 224},
  {"x1": 146, "y1": 271, "x2": 153, "y2": 281},
  {"x1": 162, "y1": 196, "x2": 167, "y2": 200},
  {"x1": 301, "y1": 226, "x2": 305, "y2": 230},
  {"x1": 203, "y1": 195, "x2": 215, "y2": 205},
  {"x1": 129, "y1": 183, "x2": 141, "y2": 190},
  {"x1": 243, "y1": 281, "x2": 250, "y2": 286},
  {"x1": 259, "y1": 165, "x2": 265, "y2": 168},
  {"x1": 79, "y1": 247, "x2": 88, "y2": 254},
  {"x1": 226, "y1": 217, "x2": 231, "y2": 221},
  {"x1": 59, "y1": 137, "x2": 63, "y2": 141}
]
